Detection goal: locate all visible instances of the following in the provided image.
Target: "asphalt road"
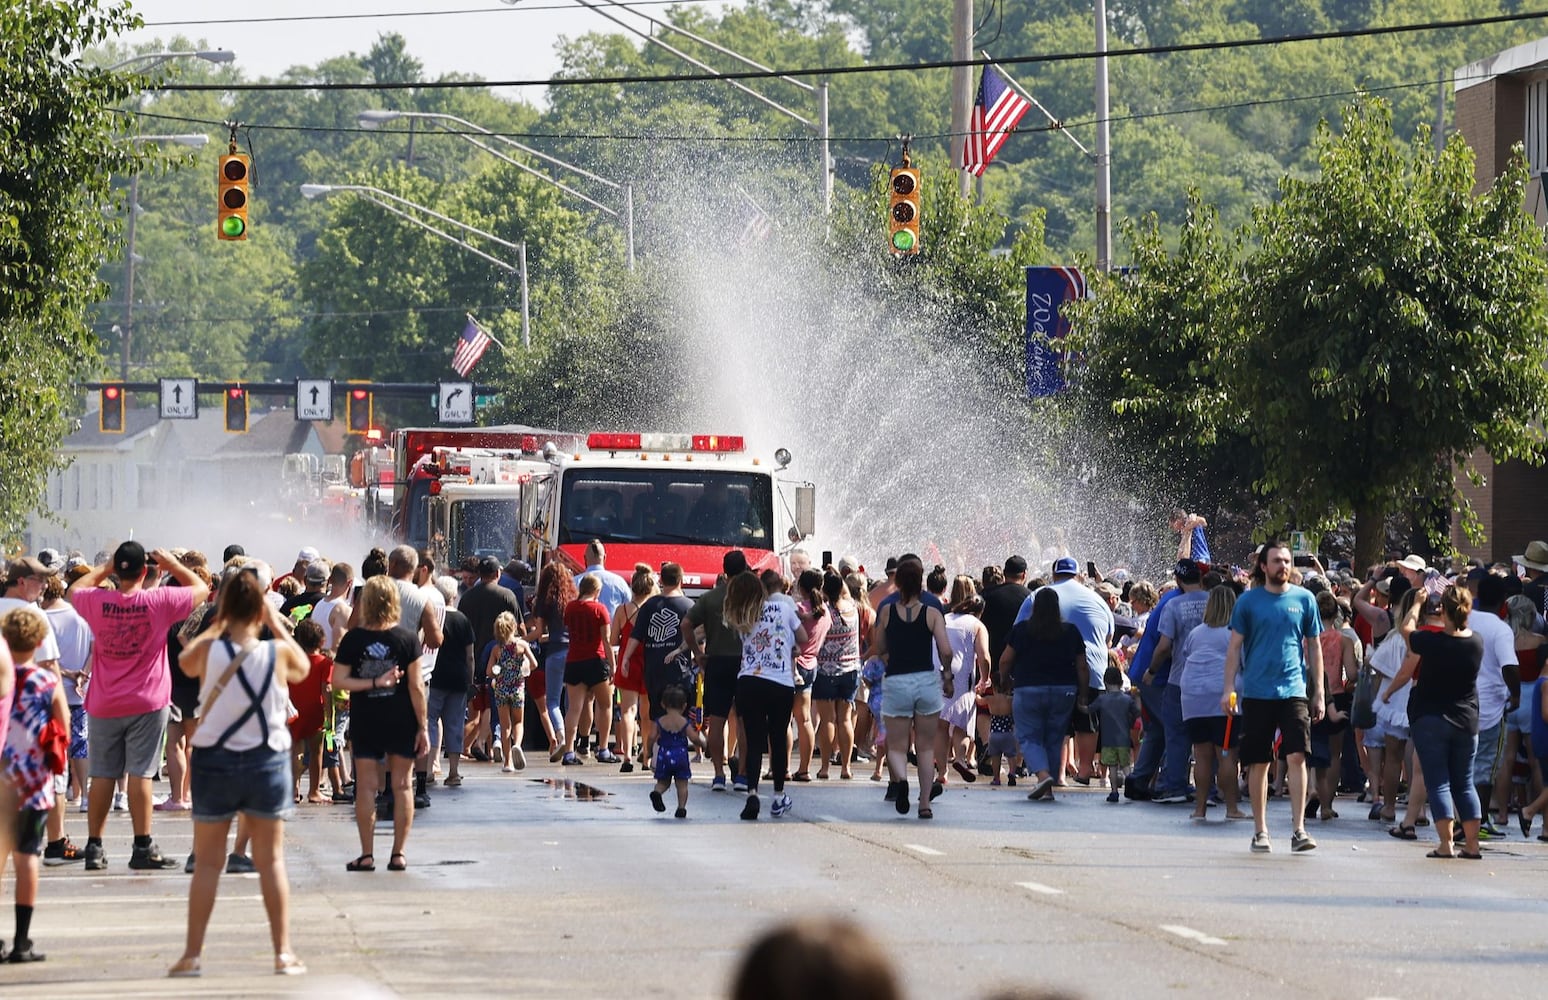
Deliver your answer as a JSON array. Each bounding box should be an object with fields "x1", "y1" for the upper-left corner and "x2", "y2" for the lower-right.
[{"x1": 5, "y1": 757, "x2": 1547, "y2": 999}]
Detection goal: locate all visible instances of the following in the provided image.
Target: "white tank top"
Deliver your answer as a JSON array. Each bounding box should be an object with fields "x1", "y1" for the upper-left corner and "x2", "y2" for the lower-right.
[
  {"x1": 311, "y1": 596, "x2": 343, "y2": 649},
  {"x1": 192, "y1": 639, "x2": 293, "y2": 753}
]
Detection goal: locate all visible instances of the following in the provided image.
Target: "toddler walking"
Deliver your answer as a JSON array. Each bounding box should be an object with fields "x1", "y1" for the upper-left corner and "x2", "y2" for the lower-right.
[
  {"x1": 1094, "y1": 664, "x2": 1140, "y2": 802},
  {"x1": 982, "y1": 678, "x2": 1019, "y2": 786},
  {"x1": 649, "y1": 686, "x2": 705, "y2": 819}
]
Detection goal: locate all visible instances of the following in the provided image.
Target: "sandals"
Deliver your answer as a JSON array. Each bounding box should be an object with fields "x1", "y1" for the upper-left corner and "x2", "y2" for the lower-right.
[
  {"x1": 1425, "y1": 848, "x2": 1456, "y2": 859},
  {"x1": 917, "y1": 805, "x2": 934, "y2": 820},
  {"x1": 1388, "y1": 825, "x2": 1418, "y2": 840},
  {"x1": 790, "y1": 772, "x2": 812, "y2": 783},
  {"x1": 346, "y1": 854, "x2": 375, "y2": 872},
  {"x1": 1458, "y1": 850, "x2": 1484, "y2": 860},
  {"x1": 275, "y1": 952, "x2": 308, "y2": 976},
  {"x1": 387, "y1": 853, "x2": 407, "y2": 871},
  {"x1": 168, "y1": 956, "x2": 202, "y2": 978}
]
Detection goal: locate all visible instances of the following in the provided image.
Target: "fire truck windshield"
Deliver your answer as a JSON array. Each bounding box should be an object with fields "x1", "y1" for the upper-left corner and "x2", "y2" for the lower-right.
[
  {"x1": 448, "y1": 498, "x2": 519, "y2": 567},
  {"x1": 558, "y1": 468, "x2": 772, "y2": 549}
]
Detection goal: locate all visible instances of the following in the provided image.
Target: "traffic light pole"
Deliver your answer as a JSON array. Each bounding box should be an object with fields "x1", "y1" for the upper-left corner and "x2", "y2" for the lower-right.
[
  {"x1": 122, "y1": 170, "x2": 138, "y2": 382},
  {"x1": 83, "y1": 380, "x2": 500, "y2": 399}
]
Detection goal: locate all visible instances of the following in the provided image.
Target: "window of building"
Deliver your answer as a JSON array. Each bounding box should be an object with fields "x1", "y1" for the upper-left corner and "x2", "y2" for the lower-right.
[{"x1": 1526, "y1": 77, "x2": 1548, "y2": 177}]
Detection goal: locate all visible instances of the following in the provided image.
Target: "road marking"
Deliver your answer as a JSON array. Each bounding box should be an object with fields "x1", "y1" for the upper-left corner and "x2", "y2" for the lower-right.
[
  {"x1": 1159, "y1": 924, "x2": 1227, "y2": 947},
  {"x1": 817, "y1": 815, "x2": 843, "y2": 824},
  {"x1": 1014, "y1": 880, "x2": 1065, "y2": 896},
  {"x1": 47, "y1": 894, "x2": 262, "y2": 905},
  {"x1": 904, "y1": 844, "x2": 944, "y2": 856}
]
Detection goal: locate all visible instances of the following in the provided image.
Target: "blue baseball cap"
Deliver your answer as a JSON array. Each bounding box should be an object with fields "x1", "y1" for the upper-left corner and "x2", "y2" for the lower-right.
[{"x1": 1052, "y1": 556, "x2": 1079, "y2": 576}]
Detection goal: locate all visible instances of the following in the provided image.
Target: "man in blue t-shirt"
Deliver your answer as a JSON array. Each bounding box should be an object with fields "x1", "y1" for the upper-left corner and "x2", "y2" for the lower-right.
[
  {"x1": 1142, "y1": 560, "x2": 1209, "y2": 803},
  {"x1": 1169, "y1": 509, "x2": 1212, "y2": 566},
  {"x1": 1222, "y1": 541, "x2": 1324, "y2": 855}
]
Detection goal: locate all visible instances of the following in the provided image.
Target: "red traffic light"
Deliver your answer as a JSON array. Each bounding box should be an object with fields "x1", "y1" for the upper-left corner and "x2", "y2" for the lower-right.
[
  {"x1": 228, "y1": 388, "x2": 245, "y2": 399},
  {"x1": 104, "y1": 386, "x2": 121, "y2": 400},
  {"x1": 351, "y1": 389, "x2": 368, "y2": 400}
]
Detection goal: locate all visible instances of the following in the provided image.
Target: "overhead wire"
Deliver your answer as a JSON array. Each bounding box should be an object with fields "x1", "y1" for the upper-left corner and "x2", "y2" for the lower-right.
[
  {"x1": 139, "y1": 0, "x2": 727, "y2": 28},
  {"x1": 146, "y1": 8, "x2": 1548, "y2": 92}
]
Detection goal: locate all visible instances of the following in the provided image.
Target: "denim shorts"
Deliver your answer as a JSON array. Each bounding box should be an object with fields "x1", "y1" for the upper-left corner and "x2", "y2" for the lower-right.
[
  {"x1": 811, "y1": 671, "x2": 859, "y2": 702},
  {"x1": 69, "y1": 705, "x2": 89, "y2": 760},
  {"x1": 1473, "y1": 721, "x2": 1505, "y2": 785},
  {"x1": 190, "y1": 745, "x2": 295, "y2": 823},
  {"x1": 880, "y1": 670, "x2": 944, "y2": 718}
]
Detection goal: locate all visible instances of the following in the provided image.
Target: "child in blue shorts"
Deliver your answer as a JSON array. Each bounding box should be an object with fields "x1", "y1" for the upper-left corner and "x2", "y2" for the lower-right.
[{"x1": 650, "y1": 686, "x2": 705, "y2": 819}]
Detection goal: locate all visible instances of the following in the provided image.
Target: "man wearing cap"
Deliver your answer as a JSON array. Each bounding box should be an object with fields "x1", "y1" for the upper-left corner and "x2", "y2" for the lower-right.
[
  {"x1": 274, "y1": 546, "x2": 320, "y2": 594},
  {"x1": 280, "y1": 560, "x2": 329, "y2": 624},
  {"x1": 0, "y1": 559, "x2": 63, "y2": 674},
  {"x1": 1221, "y1": 540, "x2": 1324, "y2": 853},
  {"x1": 1014, "y1": 557, "x2": 1115, "y2": 782},
  {"x1": 1141, "y1": 559, "x2": 1210, "y2": 803},
  {"x1": 1514, "y1": 540, "x2": 1548, "y2": 623},
  {"x1": 68, "y1": 542, "x2": 209, "y2": 871},
  {"x1": 499, "y1": 559, "x2": 531, "y2": 613}
]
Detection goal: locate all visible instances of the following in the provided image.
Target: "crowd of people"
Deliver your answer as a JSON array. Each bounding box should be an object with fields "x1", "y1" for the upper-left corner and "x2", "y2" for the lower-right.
[{"x1": 2, "y1": 517, "x2": 1547, "y2": 973}]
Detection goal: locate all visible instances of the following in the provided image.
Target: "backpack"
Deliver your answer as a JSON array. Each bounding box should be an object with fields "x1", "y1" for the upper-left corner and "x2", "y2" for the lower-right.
[{"x1": 1350, "y1": 663, "x2": 1379, "y2": 732}]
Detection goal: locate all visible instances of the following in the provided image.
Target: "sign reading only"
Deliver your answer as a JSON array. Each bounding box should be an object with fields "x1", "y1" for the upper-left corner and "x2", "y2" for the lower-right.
[{"x1": 295, "y1": 379, "x2": 333, "y2": 421}]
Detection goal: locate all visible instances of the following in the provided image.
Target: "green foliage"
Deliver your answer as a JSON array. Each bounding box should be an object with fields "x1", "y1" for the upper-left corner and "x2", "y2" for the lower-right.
[{"x1": 0, "y1": 1, "x2": 146, "y2": 540}]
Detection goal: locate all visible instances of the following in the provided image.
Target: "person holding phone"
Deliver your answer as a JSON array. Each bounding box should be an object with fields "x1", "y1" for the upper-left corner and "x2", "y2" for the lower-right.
[{"x1": 332, "y1": 577, "x2": 428, "y2": 873}]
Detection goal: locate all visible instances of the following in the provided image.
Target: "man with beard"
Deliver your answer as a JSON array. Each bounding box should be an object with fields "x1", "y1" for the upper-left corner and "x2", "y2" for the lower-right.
[{"x1": 1221, "y1": 541, "x2": 1325, "y2": 854}]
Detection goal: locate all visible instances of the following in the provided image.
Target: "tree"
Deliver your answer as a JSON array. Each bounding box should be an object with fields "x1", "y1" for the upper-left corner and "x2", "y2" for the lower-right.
[
  {"x1": 0, "y1": 1, "x2": 145, "y2": 541},
  {"x1": 1236, "y1": 96, "x2": 1548, "y2": 568}
]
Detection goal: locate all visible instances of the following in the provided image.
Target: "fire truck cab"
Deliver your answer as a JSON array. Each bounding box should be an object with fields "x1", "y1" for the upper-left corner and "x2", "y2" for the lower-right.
[{"x1": 421, "y1": 433, "x2": 815, "y2": 593}]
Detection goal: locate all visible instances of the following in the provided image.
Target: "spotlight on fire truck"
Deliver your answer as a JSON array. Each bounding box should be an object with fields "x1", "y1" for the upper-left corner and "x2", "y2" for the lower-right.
[{"x1": 774, "y1": 447, "x2": 792, "y2": 470}]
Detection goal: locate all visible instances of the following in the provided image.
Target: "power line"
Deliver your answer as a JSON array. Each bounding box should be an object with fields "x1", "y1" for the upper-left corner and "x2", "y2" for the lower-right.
[
  {"x1": 125, "y1": 71, "x2": 1483, "y2": 144},
  {"x1": 139, "y1": 0, "x2": 723, "y2": 27},
  {"x1": 149, "y1": 9, "x2": 1548, "y2": 93}
]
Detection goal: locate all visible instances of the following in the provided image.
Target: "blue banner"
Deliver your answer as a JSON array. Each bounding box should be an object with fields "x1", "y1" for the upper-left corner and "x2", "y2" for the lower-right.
[{"x1": 1025, "y1": 266, "x2": 1087, "y2": 397}]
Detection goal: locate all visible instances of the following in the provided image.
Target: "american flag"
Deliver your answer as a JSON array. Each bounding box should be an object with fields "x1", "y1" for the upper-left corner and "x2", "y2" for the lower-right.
[
  {"x1": 736, "y1": 189, "x2": 772, "y2": 247},
  {"x1": 963, "y1": 64, "x2": 1031, "y2": 177},
  {"x1": 451, "y1": 315, "x2": 493, "y2": 376}
]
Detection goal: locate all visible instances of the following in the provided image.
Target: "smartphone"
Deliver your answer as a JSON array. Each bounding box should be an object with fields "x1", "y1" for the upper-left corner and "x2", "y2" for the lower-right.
[
  {"x1": 1087, "y1": 561, "x2": 1099, "y2": 578},
  {"x1": 821, "y1": 550, "x2": 833, "y2": 569}
]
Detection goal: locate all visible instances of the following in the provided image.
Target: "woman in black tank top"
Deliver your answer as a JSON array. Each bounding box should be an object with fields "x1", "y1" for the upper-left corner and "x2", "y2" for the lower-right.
[{"x1": 869, "y1": 561, "x2": 955, "y2": 819}]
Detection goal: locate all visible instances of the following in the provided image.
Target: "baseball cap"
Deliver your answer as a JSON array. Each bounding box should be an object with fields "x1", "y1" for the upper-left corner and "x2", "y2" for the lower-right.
[
  {"x1": 35, "y1": 548, "x2": 64, "y2": 572},
  {"x1": 1003, "y1": 555, "x2": 1028, "y2": 576},
  {"x1": 1173, "y1": 559, "x2": 1202, "y2": 583},
  {"x1": 1374, "y1": 577, "x2": 1392, "y2": 595},
  {"x1": 1052, "y1": 556, "x2": 1079, "y2": 576},
  {"x1": 1108, "y1": 567, "x2": 1131, "y2": 583},
  {"x1": 113, "y1": 541, "x2": 148, "y2": 579},
  {"x1": 723, "y1": 550, "x2": 749, "y2": 576},
  {"x1": 1095, "y1": 581, "x2": 1120, "y2": 597},
  {"x1": 304, "y1": 560, "x2": 329, "y2": 584},
  {"x1": 296, "y1": 546, "x2": 321, "y2": 564},
  {"x1": 477, "y1": 556, "x2": 502, "y2": 577}
]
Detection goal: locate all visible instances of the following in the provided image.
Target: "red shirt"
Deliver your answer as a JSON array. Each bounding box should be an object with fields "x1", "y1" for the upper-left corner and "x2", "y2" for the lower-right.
[{"x1": 563, "y1": 599, "x2": 610, "y2": 663}]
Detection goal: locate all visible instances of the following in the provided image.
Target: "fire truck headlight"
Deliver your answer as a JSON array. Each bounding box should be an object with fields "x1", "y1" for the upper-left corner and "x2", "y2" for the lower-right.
[{"x1": 774, "y1": 447, "x2": 792, "y2": 470}]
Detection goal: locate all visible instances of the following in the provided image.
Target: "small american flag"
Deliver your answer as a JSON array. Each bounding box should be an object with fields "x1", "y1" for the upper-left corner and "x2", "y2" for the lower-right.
[
  {"x1": 736, "y1": 189, "x2": 773, "y2": 247},
  {"x1": 963, "y1": 64, "x2": 1031, "y2": 177},
  {"x1": 451, "y1": 315, "x2": 493, "y2": 376}
]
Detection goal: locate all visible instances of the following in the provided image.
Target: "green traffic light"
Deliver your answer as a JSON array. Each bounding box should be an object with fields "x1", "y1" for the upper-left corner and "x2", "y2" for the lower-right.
[
  {"x1": 221, "y1": 215, "x2": 246, "y2": 238},
  {"x1": 891, "y1": 229, "x2": 916, "y2": 251}
]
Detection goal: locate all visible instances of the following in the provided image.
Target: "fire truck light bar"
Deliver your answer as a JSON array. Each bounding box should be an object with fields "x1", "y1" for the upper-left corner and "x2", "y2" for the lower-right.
[{"x1": 587, "y1": 433, "x2": 745, "y2": 453}]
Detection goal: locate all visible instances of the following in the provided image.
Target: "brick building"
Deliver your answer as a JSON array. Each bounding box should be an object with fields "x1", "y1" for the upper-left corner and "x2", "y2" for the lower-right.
[{"x1": 1451, "y1": 40, "x2": 1548, "y2": 562}]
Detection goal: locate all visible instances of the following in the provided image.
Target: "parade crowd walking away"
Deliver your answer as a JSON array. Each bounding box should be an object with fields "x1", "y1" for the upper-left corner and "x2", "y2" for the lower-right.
[{"x1": 1, "y1": 518, "x2": 1547, "y2": 979}]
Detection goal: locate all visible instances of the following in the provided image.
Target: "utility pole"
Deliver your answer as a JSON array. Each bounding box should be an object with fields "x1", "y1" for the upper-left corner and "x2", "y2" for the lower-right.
[
  {"x1": 122, "y1": 171, "x2": 138, "y2": 381},
  {"x1": 951, "y1": 0, "x2": 975, "y2": 199},
  {"x1": 1094, "y1": 0, "x2": 1113, "y2": 271}
]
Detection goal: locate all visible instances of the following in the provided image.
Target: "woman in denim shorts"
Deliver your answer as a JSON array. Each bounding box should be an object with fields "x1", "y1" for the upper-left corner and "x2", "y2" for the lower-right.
[{"x1": 169, "y1": 565, "x2": 311, "y2": 978}]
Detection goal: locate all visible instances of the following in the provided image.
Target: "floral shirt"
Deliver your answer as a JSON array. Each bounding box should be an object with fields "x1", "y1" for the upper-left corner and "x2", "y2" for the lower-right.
[{"x1": 4, "y1": 665, "x2": 60, "y2": 811}]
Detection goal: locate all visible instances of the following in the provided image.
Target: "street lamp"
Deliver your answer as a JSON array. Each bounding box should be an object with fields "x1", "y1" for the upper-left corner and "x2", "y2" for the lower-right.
[
  {"x1": 108, "y1": 49, "x2": 235, "y2": 72},
  {"x1": 118, "y1": 133, "x2": 210, "y2": 381},
  {"x1": 301, "y1": 183, "x2": 530, "y2": 348},
  {"x1": 357, "y1": 109, "x2": 636, "y2": 270}
]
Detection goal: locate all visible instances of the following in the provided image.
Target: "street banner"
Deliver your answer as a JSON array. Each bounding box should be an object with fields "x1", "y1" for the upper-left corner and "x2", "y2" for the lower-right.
[{"x1": 1025, "y1": 265, "x2": 1087, "y2": 397}]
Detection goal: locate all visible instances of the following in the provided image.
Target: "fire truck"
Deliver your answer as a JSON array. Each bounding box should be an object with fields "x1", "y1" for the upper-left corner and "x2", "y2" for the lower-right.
[{"x1": 393, "y1": 430, "x2": 815, "y2": 592}]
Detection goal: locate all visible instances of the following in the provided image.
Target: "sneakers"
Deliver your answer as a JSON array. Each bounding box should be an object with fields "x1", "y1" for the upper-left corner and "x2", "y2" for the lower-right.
[
  {"x1": 491, "y1": 744, "x2": 504, "y2": 764},
  {"x1": 711, "y1": 777, "x2": 727, "y2": 792},
  {"x1": 650, "y1": 790, "x2": 667, "y2": 813},
  {"x1": 620, "y1": 760, "x2": 634, "y2": 774},
  {"x1": 1153, "y1": 790, "x2": 1191, "y2": 804},
  {"x1": 1027, "y1": 777, "x2": 1054, "y2": 801},
  {"x1": 731, "y1": 775, "x2": 748, "y2": 793},
  {"x1": 184, "y1": 853, "x2": 196, "y2": 874},
  {"x1": 153, "y1": 797, "x2": 189, "y2": 812},
  {"x1": 548, "y1": 744, "x2": 566, "y2": 763},
  {"x1": 128, "y1": 841, "x2": 180, "y2": 871},
  {"x1": 508, "y1": 746, "x2": 526, "y2": 770},
  {"x1": 884, "y1": 780, "x2": 901, "y2": 803},
  {"x1": 111, "y1": 791, "x2": 128, "y2": 812},
  {"x1": 1106, "y1": 791, "x2": 1120, "y2": 803},
  {"x1": 83, "y1": 841, "x2": 106, "y2": 870},
  {"x1": 501, "y1": 764, "x2": 515, "y2": 774},
  {"x1": 1291, "y1": 829, "x2": 1317, "y2": 852},
  {"x1": 331, "y1": 790, "x2": 355, "y2": 804},
  {"x1": 561, "y1": 752, "x2": 582, "y2": 766},
  {"x1": 1250, "y1": 831, "x2": 1272, "y2": 853},
  {"x1": 770, "y1": 793, "x2": 793, "y2": 818},
  {"x1": 740, "y1": 794, "x2": 760, "y2": 821},
  {"x1": 43, "y1": 837, "x2": 83, "y2": 866},
  {"x1": 78, "y1": 798, "x2": 89, "y2": 813},
  {"x1": 225, "y1": 852, "x2": 256, "y2": 874},
  {"x1": 414, "y1": 791, "x2": 432, "y2": 810}
]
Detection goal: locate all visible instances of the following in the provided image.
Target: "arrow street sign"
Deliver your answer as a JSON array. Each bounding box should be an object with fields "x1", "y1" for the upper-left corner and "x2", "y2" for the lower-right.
[
  {"x1": 438, "y1": 380, "x2": 474, "y2": 425},
  {"x1": 158, "y1": 378, "x2": 197, "y2": 420},
  {"x1": 295, "y1": 378, "x2": 333, "y2": 422}
]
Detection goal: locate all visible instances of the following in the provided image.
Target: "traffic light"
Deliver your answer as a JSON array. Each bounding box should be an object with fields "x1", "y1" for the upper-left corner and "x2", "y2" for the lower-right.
[
  {"x1": 217, "y1": 152, "x2": 250, "y2": 241},
  {"x1": 99, "y1": 385, "x2": 125, "y2": 433},
  {"x1": 347, "y1": 386, "x2": 372, "y2": 435},
  {"x1": 224, "y1": 386, "x2": 248, "y2": 433},
  {"x1": 888, "y1": 163, "x2": 921, "y2": 255}
]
